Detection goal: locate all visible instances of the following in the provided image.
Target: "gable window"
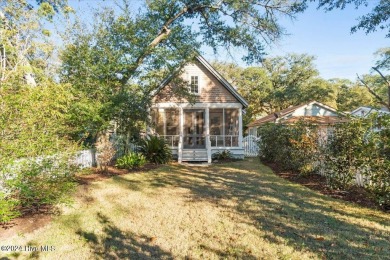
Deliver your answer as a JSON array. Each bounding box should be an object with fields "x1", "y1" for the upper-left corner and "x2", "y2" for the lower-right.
[{"x1": 190, "y1": 76, "x2": 199, "y2": 94}]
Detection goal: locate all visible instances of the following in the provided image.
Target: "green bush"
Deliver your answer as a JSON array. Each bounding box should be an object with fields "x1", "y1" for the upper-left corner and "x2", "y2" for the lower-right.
[
  {"x1": 0, "y1": 193, "x2": 20, "y2": 224},
  {"x1": 322, "y1": 119, "x2": 368, "y2": 189},
  {"x1": 116, "y1": 153, "x2": 146, "y2": 169},
  {"x1": 0, "y1": 155, "x2": 78, "y2": 220},
  {"x1": 257, "y1": 114, "x2": 390, "y2": 209},
  {"x1": 258, "y1": 121, "x2": 318, "y2": 174},
  {"x1": 363, "y1": 158, "x2": 390, "y2": 209},
  {"x1": 139, "y1": 135, "x2": 172, "y2": 164},
  {"x1": 212, "y1": 150, "x2": 232, "y2": 160},
  {"x1": 258, "y1": 124, "x2": 292, "y2": 167}
]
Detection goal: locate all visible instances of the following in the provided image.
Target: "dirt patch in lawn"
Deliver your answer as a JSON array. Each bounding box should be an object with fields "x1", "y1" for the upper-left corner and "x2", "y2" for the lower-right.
[
  {"x1": 0, "y1": 213, "x2": 52, "y2": 241},
  {"x1": 265, "y1": 162, "x2": 382, "y2": 211}
]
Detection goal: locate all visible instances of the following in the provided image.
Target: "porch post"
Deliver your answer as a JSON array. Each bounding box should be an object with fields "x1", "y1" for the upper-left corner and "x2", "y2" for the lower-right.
[
  {"x1": 178, "y1": 106, "x2": 183, "y2": 163},
  {"x1": 239, "y1": 107, "x2": 243, "y2": 149},
  {"x1": 146, "y1": 107, "x2": 152, "y2": 135},
  {"x1": 205, "y1": 107, "x2": 211, "y2": 163}
]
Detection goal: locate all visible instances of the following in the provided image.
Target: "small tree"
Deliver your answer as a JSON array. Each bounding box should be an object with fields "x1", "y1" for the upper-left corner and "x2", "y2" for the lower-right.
[{"x1": 95, "y1": 133, "x2": 116, "y2": 173}]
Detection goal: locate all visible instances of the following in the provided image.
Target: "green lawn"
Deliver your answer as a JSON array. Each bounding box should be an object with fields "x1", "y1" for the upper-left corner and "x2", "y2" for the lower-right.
[{"x1": 2, "y1": 159, "x2": 390, "y2": 259}]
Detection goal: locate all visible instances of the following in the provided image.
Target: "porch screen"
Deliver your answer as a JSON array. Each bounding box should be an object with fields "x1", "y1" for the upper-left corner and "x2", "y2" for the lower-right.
[
  {"x1": 151, "y1": 108, "x2": 179, "y2": 146},
  {"x1": 209, "y1": 108, "x2": 239, "y2": 147}
]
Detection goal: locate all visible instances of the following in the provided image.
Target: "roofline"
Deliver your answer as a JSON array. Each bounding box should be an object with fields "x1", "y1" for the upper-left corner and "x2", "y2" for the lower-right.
[
  {"x1": 351, "y1": 106, "x2": 390, "y2": 116},
  {"x1": 247, "y1": 101, "x2": 344, "y2": 127},
  {"x1": 195, "y1": 56, "x2": 248, "y2": 108}
]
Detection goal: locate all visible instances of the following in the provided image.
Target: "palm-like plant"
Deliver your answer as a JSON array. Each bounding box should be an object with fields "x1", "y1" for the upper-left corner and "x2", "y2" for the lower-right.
[{"x1": 139, "y1": 135, "x2": 172, "y2": 164}]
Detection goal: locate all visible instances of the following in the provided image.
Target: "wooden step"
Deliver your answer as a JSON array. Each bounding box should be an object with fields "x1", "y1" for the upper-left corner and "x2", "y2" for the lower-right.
[{"x1": 181, "y1": 150, "x2": 208, "y2": 162}]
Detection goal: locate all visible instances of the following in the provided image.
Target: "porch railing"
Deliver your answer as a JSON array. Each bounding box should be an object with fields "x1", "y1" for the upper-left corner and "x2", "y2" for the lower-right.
[
  {"x1": 161, "y1": 135, "x2": 180, "y2": 147},
  {"x1": 210, "y1": 135, "x2": 239, "y2": 147}
]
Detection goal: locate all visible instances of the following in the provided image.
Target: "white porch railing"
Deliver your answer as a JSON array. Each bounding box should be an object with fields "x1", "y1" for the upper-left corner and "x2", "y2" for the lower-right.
[
  {"x1": 210, "y1": 135, "x2": 239, "y2": 147},
  {"x1": 161, "y1": 135, "x2": 180, "y2": 147}
]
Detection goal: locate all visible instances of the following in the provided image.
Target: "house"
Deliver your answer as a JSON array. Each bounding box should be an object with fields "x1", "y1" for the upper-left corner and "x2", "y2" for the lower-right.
[
  {"x1": 351, "y1": 106, "x2": 390, "y2": 132},
  {"x1": 247, "y1": 101, "x2": 346, "y2": 136},
  {"x1": 150, "y1": 55, "x2": 248, "y2": 163},
  {"x1": 350, "y1": 106, "x2": 390, "y2": 118}
]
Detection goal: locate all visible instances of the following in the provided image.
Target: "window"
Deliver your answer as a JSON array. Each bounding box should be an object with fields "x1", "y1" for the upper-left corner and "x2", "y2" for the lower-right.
[{"x1": 190, "y1": 76, "x2": 199, "y2": 94}]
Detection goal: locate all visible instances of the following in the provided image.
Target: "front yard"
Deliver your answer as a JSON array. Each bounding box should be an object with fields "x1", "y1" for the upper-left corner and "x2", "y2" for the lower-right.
[{"x1": 1, "y1": 159, "x2": 389, "y2": 259}]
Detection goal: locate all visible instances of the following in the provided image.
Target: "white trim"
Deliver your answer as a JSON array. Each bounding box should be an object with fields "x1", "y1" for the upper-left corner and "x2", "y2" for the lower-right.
[
  {"x1": 163, "y1": 110, "x2": 167, "y2": 136},
  {"x1": 195, "y1": 56, "x2": 248, "y2": 108},
  {"x1": 205, "y1": 107, "x2": 211, "y2": 163},
  {"x1": 238, "y1": 108, "x2": 243, "y2": 148},
  {"x1": 178, "y1": 107, "x2": 183, "y2": 163},
  {"x1": 152, "y1": 102, "x2": 243, "y2": 109},
  {"x1": 188, "y1": 74, "x2": 202, "y2": 96}
]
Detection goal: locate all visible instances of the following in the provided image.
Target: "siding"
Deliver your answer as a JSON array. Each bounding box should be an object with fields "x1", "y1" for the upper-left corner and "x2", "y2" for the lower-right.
[
  {"x1": 153, "y1": 61, "x2": 240, "y2": 104},
  {"x1": 292, "y1": 104, "x2": 338, "y2": 117}
]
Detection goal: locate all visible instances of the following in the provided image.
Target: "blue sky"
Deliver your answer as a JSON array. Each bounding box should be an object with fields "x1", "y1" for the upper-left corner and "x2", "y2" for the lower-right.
[
  {"x1": 206, "y1": 2, "x2": 389, "y2": 81},
  {"x1": 69, "y1": 0, "x2": 388, "y2": 81},
  {"x1": 271, "y1": 2, "x2": 388, "y2": 80}
]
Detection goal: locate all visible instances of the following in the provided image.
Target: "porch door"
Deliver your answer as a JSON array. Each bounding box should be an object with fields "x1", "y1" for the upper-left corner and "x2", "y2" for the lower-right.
[{"x1": 183, "y1": 110, "x2": 205, "y2": 149}]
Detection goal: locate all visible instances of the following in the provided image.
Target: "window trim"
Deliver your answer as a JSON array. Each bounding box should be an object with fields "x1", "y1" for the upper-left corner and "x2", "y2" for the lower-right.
[{"x1": 189, "y1": 75, "x2": 200, "y2": 95}]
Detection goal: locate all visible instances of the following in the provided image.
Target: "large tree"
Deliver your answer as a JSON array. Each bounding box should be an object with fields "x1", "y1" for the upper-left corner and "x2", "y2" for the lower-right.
[
  {"x1": 60, "y1": 0, "x2": 307, "y2": 141},
  {"x1": 213, "y1": 53, "x2": 338, "y2": 126}
]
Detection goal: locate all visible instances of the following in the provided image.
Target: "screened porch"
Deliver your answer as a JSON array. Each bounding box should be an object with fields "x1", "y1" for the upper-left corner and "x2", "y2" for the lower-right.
[{"x1": 151, "y1": 108, "x2": 240, "y2": 148}]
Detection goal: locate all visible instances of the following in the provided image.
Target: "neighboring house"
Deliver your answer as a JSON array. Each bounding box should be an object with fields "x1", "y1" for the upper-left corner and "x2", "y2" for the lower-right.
[
  {"x1": 351, "y1": 106, "x2": 390, "y2": 132},
  {"x1": 247, "y1": 101, "x2": 346, "y2": 136},
  {"x1": 350, "y1": 106, "x2": 390, "y2": 118},
  {"x1": 150, "y1": 56, "x2": 248, "y2": 163}
]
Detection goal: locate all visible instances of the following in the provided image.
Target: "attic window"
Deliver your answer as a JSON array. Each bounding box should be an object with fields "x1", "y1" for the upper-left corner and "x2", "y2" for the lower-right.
[{"x1": 190, "y1": 76, "x2": 199, "y2": 94}]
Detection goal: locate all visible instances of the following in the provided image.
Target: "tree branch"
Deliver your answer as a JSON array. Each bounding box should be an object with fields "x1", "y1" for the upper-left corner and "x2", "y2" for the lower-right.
[
  {"x1": 357, "y1": 73, "x2": 390, "y2": 110},
  {"x1": 372, "y1": 66, "x2": 390, "y2": 108}
]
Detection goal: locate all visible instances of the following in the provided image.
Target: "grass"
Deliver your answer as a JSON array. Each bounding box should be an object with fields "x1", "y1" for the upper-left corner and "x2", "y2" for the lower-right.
[{"x1": 1, "y1": 158, "x2": 390, "y2": 259}]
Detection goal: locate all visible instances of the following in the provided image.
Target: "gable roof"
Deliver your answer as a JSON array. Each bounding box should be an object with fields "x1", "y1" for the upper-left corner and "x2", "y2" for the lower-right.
[
  {"x1": 247, "y1": 101, "x2": 343, "y2": 127},
  {"x1": 153, "y1": 55, "x2": 248, "y2": 108},
  {"x1": 351, "y1": 106, "x2": 390, "y2": 117}
]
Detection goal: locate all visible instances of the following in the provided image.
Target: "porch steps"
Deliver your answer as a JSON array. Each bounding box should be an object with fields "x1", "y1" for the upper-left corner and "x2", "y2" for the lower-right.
[{"x1": 181, "y1": 149, "x2": 208, "y2": 162}]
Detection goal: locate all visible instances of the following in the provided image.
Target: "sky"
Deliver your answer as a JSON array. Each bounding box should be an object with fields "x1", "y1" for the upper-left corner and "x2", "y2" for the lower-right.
[
  {"x1": 69, "y1": 0, "x2": 388, "y2": 81},
  {"x1": 205, "y1": 2, "x2": 389, "y2": 81},
  {"x1": 270, "y1": 2, "x2": 389, "y2": 81}
]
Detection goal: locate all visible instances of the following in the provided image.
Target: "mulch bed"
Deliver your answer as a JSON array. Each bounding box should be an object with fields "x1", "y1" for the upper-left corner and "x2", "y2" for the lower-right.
[{"x1": 265, "y1": 162, "x2": 385, "y2": 212}]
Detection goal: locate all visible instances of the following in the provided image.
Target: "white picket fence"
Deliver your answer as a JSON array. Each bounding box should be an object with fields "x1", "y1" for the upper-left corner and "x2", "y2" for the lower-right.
[
  {"x1": 74, "y1": 144, "x2": 139, "y2": 169},
  {"x1": 243, "y1": 135, "x2": 260, "y2": 157},
  {"x1": 74, "y1": 149, "x2": 97, "y2": 168},
  {"x1": 316, "y1": 161, "x2": 368, "y2": 187}
]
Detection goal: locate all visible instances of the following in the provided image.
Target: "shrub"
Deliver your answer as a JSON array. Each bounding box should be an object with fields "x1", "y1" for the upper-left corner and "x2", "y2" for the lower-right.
[
  {"x1": 258, "y1": 121, "x2": 318, "y2": 174},
  {"x1": 257, "y1": 115, "x2": 390, "y2": 209},
  {"x1": 363, "y1": 158, "x2": 390, "y2": 209},
  {"x1": 10, "y1": 157, "x2": 77, "y2": 211},
  {"x1": 139, "y1": 135, "x2": 172, "y2": 164},
  {"x1": 116, "y1": 153, "x2": 146, "y2": 170},
  {"x1": 95, "y1": 133, "x2": 116, "y2": 173},
  {"x1": 0, "y1": 154, "x2": 78, "y2": 220},
  {"x1": 289, "y1": 121, "x2": 319, "y2": 175},
  {"x1": 212, "y1": 150, "x2": 232, "y2": 161},
  {"x1": 258, "y1": 124, "x2": 292, "y2": 167},
  {"x1": 0, "y1": 193, "x2": 20, "y2": 224},
  {"x1": 322, "y1": 119, "x2": 368, "y2": 189}
]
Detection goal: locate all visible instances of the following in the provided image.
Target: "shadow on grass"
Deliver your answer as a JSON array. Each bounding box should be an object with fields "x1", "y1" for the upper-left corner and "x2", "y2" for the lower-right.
[
  {"x1": 76, "y1": 212, "x2": 173, "y2": 260},
  {"x1": 113, "y1": 159, "x2": 390, "y2": 259}
]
